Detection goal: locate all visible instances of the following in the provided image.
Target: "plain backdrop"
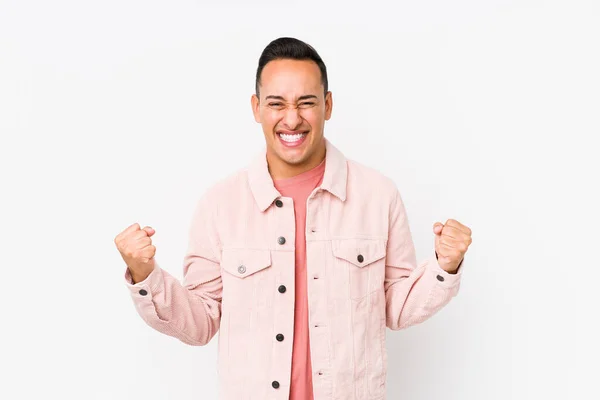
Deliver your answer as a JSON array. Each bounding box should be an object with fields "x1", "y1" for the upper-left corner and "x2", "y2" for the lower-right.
[{"x1": 1, "y1": 0, "x2": 598, "y2": 399}]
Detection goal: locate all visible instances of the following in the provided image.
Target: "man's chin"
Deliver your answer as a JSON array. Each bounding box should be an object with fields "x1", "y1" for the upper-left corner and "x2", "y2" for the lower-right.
[
  {"x1": 278, "y1": 152, "x2": 307, "y2": 166},
  {"x1": 273, "y1": 142, "x2": 307, "y2": 162}
]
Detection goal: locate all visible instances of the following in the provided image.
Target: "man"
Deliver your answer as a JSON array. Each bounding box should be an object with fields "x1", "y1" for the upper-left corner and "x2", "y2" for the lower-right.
[{"x1": 115, "y1": 37, "x2": 473, "y2": 400}]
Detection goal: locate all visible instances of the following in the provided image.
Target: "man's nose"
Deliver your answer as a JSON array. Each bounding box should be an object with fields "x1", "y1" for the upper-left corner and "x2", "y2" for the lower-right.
[{"x1": 282, "y1": 106, "x2": 302, "y2": 129}]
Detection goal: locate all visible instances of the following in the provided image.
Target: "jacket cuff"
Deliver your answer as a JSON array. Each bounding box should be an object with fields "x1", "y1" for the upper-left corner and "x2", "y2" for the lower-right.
[
  {"x1": 124, "y1": 264, "x2": 163, "y2": 298},
  {"x1": 428, "y1": 253, "x2": 462, "y2": 287}
]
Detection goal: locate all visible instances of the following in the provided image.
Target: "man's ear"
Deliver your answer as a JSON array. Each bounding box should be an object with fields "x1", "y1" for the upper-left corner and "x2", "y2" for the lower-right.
[
  {"x1": 325, "y1": 91, "x2": 333, "y2": 120},
  {"x1": 251, "y1": 94, "x2": 261, "y2": 123}
]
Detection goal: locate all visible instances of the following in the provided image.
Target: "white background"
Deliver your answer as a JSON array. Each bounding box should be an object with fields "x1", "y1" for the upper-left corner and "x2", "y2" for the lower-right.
[{"x1": 1, "y1": 0, "x2": 598, "y2": 399}]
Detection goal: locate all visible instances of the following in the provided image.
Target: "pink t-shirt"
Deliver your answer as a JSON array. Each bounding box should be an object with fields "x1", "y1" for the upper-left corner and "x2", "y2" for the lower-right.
[{"x1": 273, "y1": 157, "x2": 326, "y2": 400}]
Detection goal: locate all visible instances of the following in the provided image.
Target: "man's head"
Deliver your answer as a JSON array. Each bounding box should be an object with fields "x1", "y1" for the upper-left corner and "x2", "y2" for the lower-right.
[{"x1": 251, "y1": 37, "x2": 332, "y2": 178}]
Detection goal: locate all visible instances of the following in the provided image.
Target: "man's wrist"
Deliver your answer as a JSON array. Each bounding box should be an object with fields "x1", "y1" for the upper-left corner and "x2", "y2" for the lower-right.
[
  {"x1": 435, "y1": 251, "x2": 462, "y2": 274},
  {"x1": 129, "y1": 268, "x2": 150, "y2": 284}
]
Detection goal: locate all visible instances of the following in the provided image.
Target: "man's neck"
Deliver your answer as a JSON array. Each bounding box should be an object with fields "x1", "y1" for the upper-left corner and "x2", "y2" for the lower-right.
[{"x1": 267, "y1": 144, "x2": 326, "y2": 180}]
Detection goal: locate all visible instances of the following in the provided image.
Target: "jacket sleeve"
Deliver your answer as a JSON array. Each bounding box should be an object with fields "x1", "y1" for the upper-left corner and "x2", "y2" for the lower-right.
[
  {"x1": 124, "y1": 193, "x2": 223, "y2": 346},
  {"x1": 384, "y1": 189, "x2": 463, "y2": 331}
]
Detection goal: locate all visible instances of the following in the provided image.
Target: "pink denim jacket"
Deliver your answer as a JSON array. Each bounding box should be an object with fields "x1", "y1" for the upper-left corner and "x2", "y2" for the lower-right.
[{"x1": 124, "y1": 138, "x2": 463, "y2": 400}]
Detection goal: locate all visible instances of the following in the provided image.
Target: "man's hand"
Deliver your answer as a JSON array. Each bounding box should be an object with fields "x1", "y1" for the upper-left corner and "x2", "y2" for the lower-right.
[
  {"x1": 433, "y1": 219, "x2": 472, "y2": 273},
  {"x1": 115, "y1": 223, "x2": 157, "y2": 283}
]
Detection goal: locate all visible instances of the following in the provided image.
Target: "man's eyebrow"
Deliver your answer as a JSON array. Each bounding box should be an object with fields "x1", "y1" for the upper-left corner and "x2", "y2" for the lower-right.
[
  {"x1": 298, "y1": 95, "x2": 318, "y2": 101},
  {"x1": 264, "y1": 95, "x2": 318, "y2": 101}
]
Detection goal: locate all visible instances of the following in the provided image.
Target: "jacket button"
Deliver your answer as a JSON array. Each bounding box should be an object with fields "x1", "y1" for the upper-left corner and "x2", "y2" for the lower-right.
[
  {"x1": 278, "y1": 285, "x2": 286, "y2": 293},
  {"x1": 357, "y1": 254, "x2": 364, "y2": 263},
  {"x1": 436, "y1": 275, "x2": 445, "y2": 282},
  {"x1": 276, "y1": 333, "x2": 284, "y2": 342},
  {"x1": 275, "y1": 199, "x2": 283, "y2": 207},
  {"x1": 237, "y1": 265, "x2": 246, "y2": 274},
  {"x1": 139, "y1": 289, "x2": 148, "y2": 296},
  {"x1": 272, "y1": 381, "x2": 280, "y2": 389},
  {"x1": 277, "y1": 236, "x2": 286, "y2": 245}
]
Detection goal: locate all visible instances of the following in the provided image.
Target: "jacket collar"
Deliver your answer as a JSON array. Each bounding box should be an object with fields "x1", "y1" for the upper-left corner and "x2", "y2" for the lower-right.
[{"x1": 247, "y1": 138, "x2": 348, "y2": 212}]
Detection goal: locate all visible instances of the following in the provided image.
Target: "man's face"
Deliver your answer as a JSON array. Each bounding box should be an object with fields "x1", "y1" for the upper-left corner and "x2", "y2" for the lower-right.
[{"x1": 251, "y1": 59, "x2": 332, "y2": 169}]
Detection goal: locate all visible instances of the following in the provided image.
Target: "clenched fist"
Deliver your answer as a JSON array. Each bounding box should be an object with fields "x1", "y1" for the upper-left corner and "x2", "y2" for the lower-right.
[
  {"x1": 114, "y1": 223, "x2": 156, "y2": 284},
  {"x1": 433, "y1": 219, "x2": 472, "y2": 274}
]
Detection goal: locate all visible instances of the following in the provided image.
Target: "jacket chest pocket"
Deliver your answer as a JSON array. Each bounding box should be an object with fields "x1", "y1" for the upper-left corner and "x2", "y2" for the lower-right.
[
  {"x1": 332, "y1": 238, "x2": 386, "y2": 300},
  {"x1": 221, "y1": 248, "x2": 273, "y2": 309}
]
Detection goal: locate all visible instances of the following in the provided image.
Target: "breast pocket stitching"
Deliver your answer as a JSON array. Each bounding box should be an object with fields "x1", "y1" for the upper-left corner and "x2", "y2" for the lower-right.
[
  {"x1": 332, "y1": 238, "x2": 386, "y2": 300},
  {"x1": 220, "y1": 248, "x2": 273, "y2": 309}
]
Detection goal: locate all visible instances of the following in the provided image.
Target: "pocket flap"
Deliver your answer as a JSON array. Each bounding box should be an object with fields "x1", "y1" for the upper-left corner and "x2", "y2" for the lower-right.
[
  {"x1": 332, "y1": 238, "x2": 386, "y2": 267},
  {"x1": 221, "y1": 248, "x2": 272, "y2": 278}
]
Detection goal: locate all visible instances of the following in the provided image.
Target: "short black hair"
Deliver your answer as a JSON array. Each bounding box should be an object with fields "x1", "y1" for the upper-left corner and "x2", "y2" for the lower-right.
[{"x1": 255, "y1": 37, "x2": 328, "y2": 98}]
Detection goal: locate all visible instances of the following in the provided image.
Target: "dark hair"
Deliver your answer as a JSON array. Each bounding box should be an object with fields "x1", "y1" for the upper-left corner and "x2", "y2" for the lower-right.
[{"x1": 255, "y1": 37, "x2": 328, "y2": 98}]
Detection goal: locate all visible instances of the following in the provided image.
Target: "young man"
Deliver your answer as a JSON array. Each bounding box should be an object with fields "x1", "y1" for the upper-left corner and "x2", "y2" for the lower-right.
[{"x1": 115, "y1": 37, "x2": 473, "y2": 400}]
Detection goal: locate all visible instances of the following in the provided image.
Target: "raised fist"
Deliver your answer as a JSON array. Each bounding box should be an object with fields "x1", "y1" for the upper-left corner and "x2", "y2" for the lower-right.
[{"x1": 115, "y1": 223, "x2": 156, "y2": 283}]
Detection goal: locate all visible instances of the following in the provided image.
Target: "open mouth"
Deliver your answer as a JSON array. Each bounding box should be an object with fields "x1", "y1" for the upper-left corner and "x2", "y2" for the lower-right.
[{"x1": 277, "y1": 131, "x2": 308, "y2": 147}]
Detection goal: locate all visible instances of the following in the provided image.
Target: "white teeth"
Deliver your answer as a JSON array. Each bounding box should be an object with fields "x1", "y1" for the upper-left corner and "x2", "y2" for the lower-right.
[{"x1": 279, "y1": 133, "x2": 306, "y2": 142}]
